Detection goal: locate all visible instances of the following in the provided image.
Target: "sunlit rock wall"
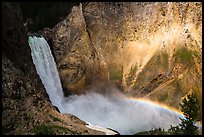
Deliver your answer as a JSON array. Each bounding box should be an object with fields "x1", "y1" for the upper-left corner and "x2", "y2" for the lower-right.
[{"x1": 48, "y1": 2, "x2": 201, "y2": 118}]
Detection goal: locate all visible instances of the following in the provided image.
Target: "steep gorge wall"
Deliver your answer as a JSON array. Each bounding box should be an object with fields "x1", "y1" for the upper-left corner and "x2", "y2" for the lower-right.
[
  {"x1": 3, "y1": 3, "x2": 200, "y2": 134},
  {"x1": 2, "y1": 2, "x2": 105, "y2": 135},
  {"x1": 46, "y1": 2, "x2": 201, "y2": 118}
]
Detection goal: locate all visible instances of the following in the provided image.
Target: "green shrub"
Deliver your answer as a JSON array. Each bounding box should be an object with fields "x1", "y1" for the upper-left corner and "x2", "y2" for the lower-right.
[
  {"x1": 173, "y1": 47, "x2": 193, "y2": 65},
  {"x1": 33, "y1": 124, "x2": 55, "y2": 135},
  {"x1": 49, "y1": 115, "x2": 63, "y2": 122},
  {"x1": 32, "y1": 124, "x2": 78, "y2": 135}
]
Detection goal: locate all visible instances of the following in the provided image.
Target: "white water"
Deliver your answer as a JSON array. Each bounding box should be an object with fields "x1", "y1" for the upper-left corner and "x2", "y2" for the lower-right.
[
  {"x1": 28, "y1": 36, "x2": 65, "y2": 111},
  {"x1": 61, "y1": 91, "x2": 183, "y2": 135},
  {"x1": 28, "y1": 36, "x2": 118, "y2": 135},
  {"x1": 28, "y1": 36, "x2": 200, "y2": 135}
]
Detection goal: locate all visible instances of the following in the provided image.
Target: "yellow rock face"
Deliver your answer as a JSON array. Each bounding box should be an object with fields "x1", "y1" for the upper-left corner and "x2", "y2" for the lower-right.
[{"x1": 50, "y1": 3, "x2": 201, "y2": 118}]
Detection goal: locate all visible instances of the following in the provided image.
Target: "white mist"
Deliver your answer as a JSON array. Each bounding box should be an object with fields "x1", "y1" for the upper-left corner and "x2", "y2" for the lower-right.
[{"x1": 28, "y1": 36, "x2": 185, "y2": 135}]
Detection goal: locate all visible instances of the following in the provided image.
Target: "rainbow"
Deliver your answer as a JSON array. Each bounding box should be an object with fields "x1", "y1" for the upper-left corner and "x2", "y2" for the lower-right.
[{"x1": 127, "y1": 97, "x2": 202, "y2": 128}]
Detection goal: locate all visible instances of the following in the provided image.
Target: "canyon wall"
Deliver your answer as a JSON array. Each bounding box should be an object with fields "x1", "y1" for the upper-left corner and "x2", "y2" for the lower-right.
[
  {"x1": 2, "y1": 2, "x2": 201, "y2": 134},
  {"x1": 2, "y1": 2, "x2": 105, "y2": 135},
  {"x1": 45, "y1": 2, "x2": 201, "y2": 117}
]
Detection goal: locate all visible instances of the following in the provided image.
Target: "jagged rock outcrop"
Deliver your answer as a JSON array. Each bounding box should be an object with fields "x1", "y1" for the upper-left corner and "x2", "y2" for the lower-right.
[
  {"x1": 2, "y1": 2, "x2": 33, "y2": 74},
  {"x1": 45, "y1": 2, "x2": 202, "y2": 120},
  {"x1": 45, "y1": 3, "x2": 109, "y2": 95},
  {"x1": 2, "y1": 2, "x2": 105, "y2": 135}
]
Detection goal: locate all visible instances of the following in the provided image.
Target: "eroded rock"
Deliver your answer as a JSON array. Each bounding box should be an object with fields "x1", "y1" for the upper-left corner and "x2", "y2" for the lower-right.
[{"x1": 43, "y1": 2, "x2": 201, "y2": 117}]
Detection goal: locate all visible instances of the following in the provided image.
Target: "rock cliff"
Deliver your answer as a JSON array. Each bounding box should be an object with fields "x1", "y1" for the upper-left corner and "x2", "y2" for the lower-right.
[
  {"x1": 44, "y1": 2, "x2": 201, "y2": 119},
  {"x1": 3, "y1": 2, "x2": 201, "y2": 134},
  {"x1": 2, "y1": 2, "x2": 105, "y2": 135}
]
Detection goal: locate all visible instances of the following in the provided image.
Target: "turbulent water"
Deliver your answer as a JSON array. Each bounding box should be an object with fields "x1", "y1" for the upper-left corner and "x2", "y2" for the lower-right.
[
  {"x1": 28, "y1": 36, "x2": 65, "y2": 111},
  {"x1": 28, "y1": 36, "x2": 194, "y2": 135},
  {"x1": 62, "y1": 91, "x2": 183, "y2": 135}
]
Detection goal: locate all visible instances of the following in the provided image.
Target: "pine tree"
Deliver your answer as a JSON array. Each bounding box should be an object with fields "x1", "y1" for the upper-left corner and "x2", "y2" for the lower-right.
[
  {"x1": 178, "y1": 93, "x2": 200, "y2": 135},
  {"x1": 168, "y1": 93, "x2": 200, "y2": 135},
  {"x1": 135, "y1": 93, "x2": 201, "y2": 135}
]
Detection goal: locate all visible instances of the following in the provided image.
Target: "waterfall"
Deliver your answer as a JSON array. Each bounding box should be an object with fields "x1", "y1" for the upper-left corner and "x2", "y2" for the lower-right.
[
  {"x1": 27, "y1": 36, "x2": 201, "y2": 135},
  {"x1": 28, "y1": 36, "x2": 64, "y2": 111}
]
